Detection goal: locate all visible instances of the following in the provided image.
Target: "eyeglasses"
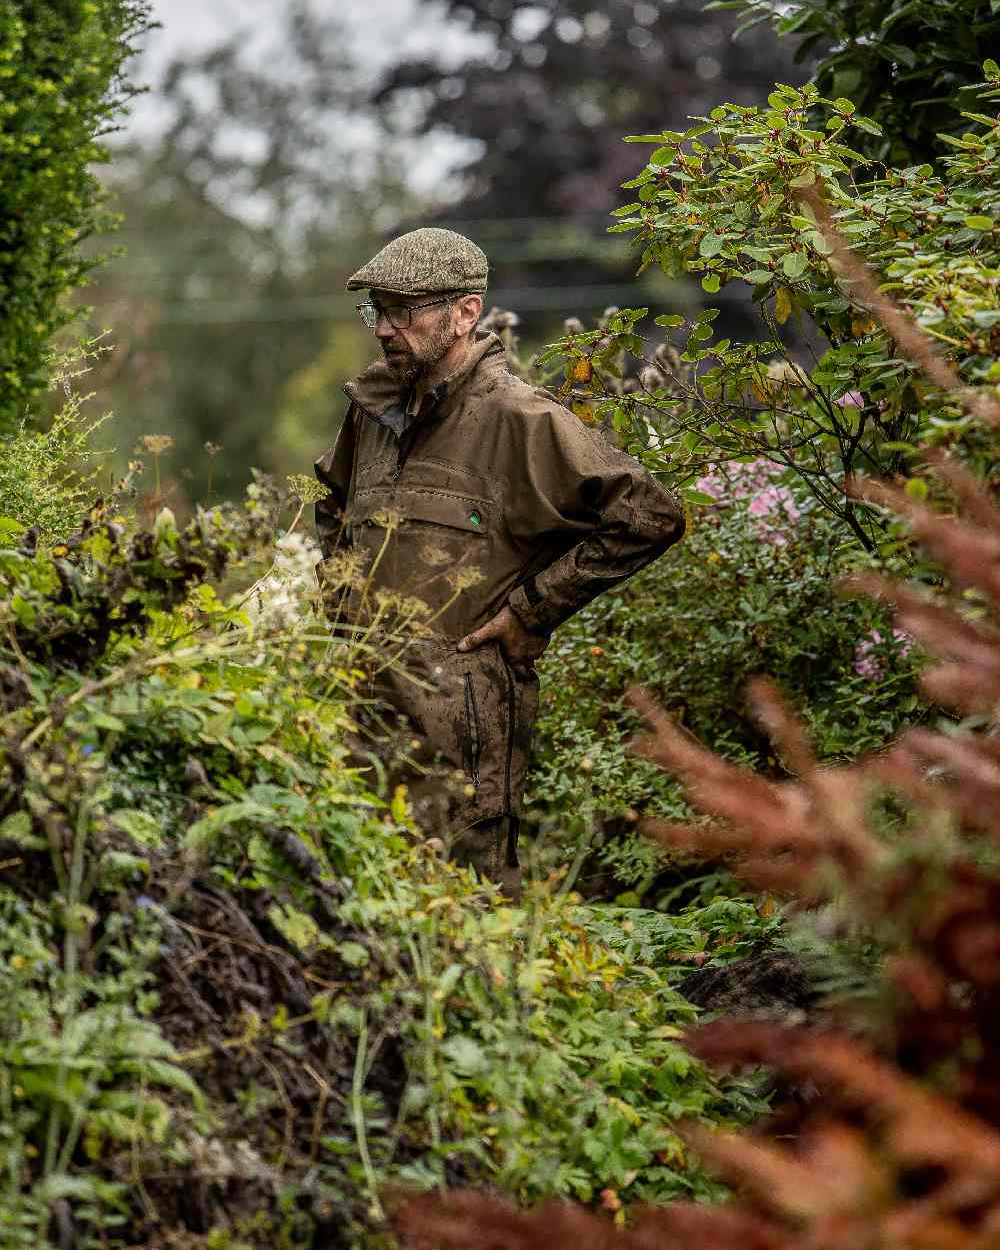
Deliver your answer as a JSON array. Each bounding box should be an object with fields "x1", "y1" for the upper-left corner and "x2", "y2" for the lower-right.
[{"x1": 355, "y1": 296, "x2": 454, "y2": 331}]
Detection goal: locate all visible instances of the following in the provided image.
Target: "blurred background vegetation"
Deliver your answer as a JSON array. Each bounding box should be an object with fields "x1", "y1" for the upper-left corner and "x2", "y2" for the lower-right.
[{"x1": 75, "y1": 0, "x2": 809, "y2": 506}]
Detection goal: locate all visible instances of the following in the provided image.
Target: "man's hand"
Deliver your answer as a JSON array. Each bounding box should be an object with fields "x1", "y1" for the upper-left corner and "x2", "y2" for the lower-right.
[{"x1": 457, "y1": 606, "x2": 549, "y2": 666}]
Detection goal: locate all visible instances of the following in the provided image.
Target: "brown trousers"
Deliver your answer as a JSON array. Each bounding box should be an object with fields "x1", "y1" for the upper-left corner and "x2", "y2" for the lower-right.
[{"x1": 449, "y1": 814, "x2": 522, "y2": 902}]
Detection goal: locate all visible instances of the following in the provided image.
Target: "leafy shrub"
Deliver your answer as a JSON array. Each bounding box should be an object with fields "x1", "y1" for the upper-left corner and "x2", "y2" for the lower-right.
[
  {"x1": 718, "y1": 0, "x2": 1000, "y2": 162},
  {"x1": 0, "y1": 476, "x2": 767, "y2": 1247},
  {"x1": 539, "y1": 70, "x2": 1000, "y2": 551},
  {"x1": 527, "y1": 453, "x2": 920, "y2": 897},
  {"x1": 0, "y1": 0, "x2": 149, "y2": 430},
  {"x1": 0, "y1": 340, "x2": 118, "y2": 545}
]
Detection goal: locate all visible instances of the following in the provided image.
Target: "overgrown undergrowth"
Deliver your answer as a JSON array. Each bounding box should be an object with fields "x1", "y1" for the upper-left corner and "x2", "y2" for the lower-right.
[{"x1": 0, "y1": 468, "x2": 771, "y2": 1249}]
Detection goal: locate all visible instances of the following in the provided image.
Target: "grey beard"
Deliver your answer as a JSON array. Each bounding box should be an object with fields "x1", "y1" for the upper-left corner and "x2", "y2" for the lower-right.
[
  {"x1": 384, "y1": 353, "x2": 423, "y2": 387},
  {"x1": 383, "y1": 316, "x2": 455, "y2": 387}
]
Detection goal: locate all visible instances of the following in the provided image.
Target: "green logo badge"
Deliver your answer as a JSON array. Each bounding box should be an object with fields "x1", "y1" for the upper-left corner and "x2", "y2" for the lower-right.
[{"x1": 469, "y1": 510, "x2": 482, "y2": 527}]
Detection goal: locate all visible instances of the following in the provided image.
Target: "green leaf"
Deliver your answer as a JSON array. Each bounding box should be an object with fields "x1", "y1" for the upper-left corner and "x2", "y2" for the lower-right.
[
  {"x1": 701, "y1": 274, "x2": 721, "y2": 293},
  {"x1": 984, "y1": 58, "x2": 1000, "y2": 78},
  {"x1": 0, "y1": 516, "x2": 26, "y2": 540},
  {"x1": 184, "y1": 800, "x2": 271, "y2": 851},
  {"x1": 442, "y1": 1035, "x2": 488, "y2": 1076},
  {"x1": 126, "y1": 1058, "x2": 205, "y2": 1108},
  {"x1": 782, "y1": 252, "x2": 809, "y2": 279},
  {"x1": 269, "y1": 902, "x2": 320, "y2": 952},
  {"x1": 0, "y1": 810, "x2": 44, "y2": 851},
  {"x1": 698, "y1": 233, "x2": 726, "y2": 258},
  {"x1": 655, "y1": 314, "x2": 685, "y2": 327},
  {"x1": 100, "y1": 850, "x2": 150, "y2": 885},
  {"x1": 852, "y1": 116, "x2": 883, "y2": 137},
  {"x1": 964, "y1": 215, "x2": 994, "y2": 231},
  {"x1": 111, "y1": 809, "x2": 164, "y2": 848},
  {"x1": 338, "y1": 940, "x2": 370, "y2": 968}
]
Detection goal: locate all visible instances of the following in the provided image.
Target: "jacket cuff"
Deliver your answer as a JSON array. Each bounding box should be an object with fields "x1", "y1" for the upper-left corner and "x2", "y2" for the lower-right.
[{"x1": 508, "y1": 582, "x2": 557, "y2": 636}]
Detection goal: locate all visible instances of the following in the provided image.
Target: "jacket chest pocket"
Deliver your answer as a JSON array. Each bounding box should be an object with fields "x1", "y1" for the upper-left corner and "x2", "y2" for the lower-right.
[
  {"x1": 348, "y1": 487, "x2": 492, "y2": 629},
  {"x1": 397, "y1": 487, "x2": 492, "y2": 580}
]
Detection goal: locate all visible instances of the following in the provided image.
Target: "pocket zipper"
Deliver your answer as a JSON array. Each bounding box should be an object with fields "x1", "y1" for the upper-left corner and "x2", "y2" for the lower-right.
[{"x1": 463, "y1": 672, "x2": 482, "y2": 788}]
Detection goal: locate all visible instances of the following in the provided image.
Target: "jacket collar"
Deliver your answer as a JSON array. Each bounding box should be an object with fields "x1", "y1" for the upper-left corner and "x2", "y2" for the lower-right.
[{"x1": 343, "y1": 331, "x2": 506, "y2": 426}]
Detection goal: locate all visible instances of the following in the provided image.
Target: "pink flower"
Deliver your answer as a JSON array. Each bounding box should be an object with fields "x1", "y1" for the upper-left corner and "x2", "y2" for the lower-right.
[
  {"x1": 748, "y1": 485, "x2": 801, "y2": 526},
  {"x1": 837, "y1": 390, "x2": 865, "y2": 407},
  {"x1": 853, "y1": 627, "x2": 913, "y2": 681},
  {"x1": 748, "y1": 489, "x2": 777, "y2": 517},
  {"x1": 695, "y1": 474, "x2": 726, "y2": 500},
  {"x1": 892, "y1": 627, "x2": 914, "y2": 657}
]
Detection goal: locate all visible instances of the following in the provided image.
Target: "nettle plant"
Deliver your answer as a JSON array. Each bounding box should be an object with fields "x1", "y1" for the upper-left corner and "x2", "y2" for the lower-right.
[{"x1": 538, "y1": 71, "x2": 1000, "y2": 553}]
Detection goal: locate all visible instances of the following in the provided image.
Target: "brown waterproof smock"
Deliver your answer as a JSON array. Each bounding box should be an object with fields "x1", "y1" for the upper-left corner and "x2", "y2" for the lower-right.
[{"x1": 314, "y1": 332, "x2": 684, "y2": 830}]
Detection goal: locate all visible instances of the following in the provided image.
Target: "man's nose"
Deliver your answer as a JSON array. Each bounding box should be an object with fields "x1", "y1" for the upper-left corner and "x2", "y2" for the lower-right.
[{"x1": 374, "y1": 313, "x2": 397, "y2": 340}]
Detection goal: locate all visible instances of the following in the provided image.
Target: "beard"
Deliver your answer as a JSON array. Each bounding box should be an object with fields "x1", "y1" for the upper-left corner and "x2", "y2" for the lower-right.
[{"x1": 382, "y1": 313, "x2": 456, "y2": 387}]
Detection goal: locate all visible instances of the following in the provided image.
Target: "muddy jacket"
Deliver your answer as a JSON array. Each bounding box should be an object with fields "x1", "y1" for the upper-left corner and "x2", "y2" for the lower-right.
[{"x1": 314, "y1": 332, "x2": 684, "y2": 829}]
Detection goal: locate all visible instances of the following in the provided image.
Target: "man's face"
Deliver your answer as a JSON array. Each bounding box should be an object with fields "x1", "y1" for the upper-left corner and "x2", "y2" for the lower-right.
[{"x1": 370, "y1": 291, "x2": 457, "y2": 386}]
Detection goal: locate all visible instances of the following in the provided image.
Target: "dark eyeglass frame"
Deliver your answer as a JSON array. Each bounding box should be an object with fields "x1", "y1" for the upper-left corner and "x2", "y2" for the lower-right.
[{"x1": 355, "y1": 295, "x2": 456, "y2": 331}]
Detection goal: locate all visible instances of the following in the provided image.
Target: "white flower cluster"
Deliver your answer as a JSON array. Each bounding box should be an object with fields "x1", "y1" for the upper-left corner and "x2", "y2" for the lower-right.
[{"x1": 244, "y1": 531, "x2": 322, "y2": 632}]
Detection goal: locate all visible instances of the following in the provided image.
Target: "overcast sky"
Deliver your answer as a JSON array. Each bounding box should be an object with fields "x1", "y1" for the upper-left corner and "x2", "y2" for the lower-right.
[
  {"x1": 128, "y1": 0, "x2": 484, "y2": 135},
  {"x1": 121, "y1": 0, "x2": 485, "y2": 196}
]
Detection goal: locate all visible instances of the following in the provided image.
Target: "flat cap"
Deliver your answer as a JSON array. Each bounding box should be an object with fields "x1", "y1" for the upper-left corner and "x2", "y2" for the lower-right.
[{"x1": 345, "y1": 227, "x2": 488, "y2": 295}]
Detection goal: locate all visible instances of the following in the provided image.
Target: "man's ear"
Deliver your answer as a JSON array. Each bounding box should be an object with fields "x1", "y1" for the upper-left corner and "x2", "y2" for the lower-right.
[{"x1": 455, "y1": 293, "x2": 484, "y2": 335}]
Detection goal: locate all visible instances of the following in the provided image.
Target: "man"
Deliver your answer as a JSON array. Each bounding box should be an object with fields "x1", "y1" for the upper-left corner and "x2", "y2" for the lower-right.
[{"x1": 314, "y1": 227, "x2": 684, "y2": 895}]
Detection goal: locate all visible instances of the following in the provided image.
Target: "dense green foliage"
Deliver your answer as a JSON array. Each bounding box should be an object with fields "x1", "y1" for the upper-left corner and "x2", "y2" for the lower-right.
[
  {"x1": 0, "y1": 0, "x2": 149, "y2": 430},
  {"x1": 718, "y1": 0, "x2": 999, "y2": 162},
  {"x1": 4, "y1": 0, "x2": 999, "y2": 1244},
  {"x1": 0, "y1": 460, "x2": 769, "y2": 1247},
  {"x1": 539, "y1": 69, "x2": 1000, "y2": 551},
  {"x1": 528, "y1": 453, "x2": 920, "y2": 896}
]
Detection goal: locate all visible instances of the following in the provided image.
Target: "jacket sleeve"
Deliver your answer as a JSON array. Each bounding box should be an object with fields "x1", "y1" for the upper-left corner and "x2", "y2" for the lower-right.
[
  {"x1": 505, "y1": 402, "x2": 685, "y2": 635},
  {"x1": 313, "y1": 409, "x2": 357, "y2": 560}
]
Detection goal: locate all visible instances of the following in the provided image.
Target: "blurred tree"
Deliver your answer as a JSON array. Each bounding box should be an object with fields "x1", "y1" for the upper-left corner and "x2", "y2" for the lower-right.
[
  {"x1": 0, "y1": 0, "x2": 150, "y2": 432},
  {"x1": 371, "y1": 1, "x2": 812, "y2": 344},
  {"x1": 374, "y1": 1, "x2": 809, "y2": 225},
  {"x1": 86, "y1": 3, "x2": 420, "y2": 504}
]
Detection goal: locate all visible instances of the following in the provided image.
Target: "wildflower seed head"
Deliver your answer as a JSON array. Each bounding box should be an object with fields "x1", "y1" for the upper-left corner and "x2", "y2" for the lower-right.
[
  {"x1": 286, "y1": 473, "x2": 331, "y2": 505},
  {"x1": 140, "y1": 434, "x2": 175, "y2": 456}
]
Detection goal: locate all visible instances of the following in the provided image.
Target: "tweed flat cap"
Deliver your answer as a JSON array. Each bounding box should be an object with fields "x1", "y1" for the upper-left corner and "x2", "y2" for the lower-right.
[{"x1": 345, "y1": 227, "x2": 488, "y2": 295}]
